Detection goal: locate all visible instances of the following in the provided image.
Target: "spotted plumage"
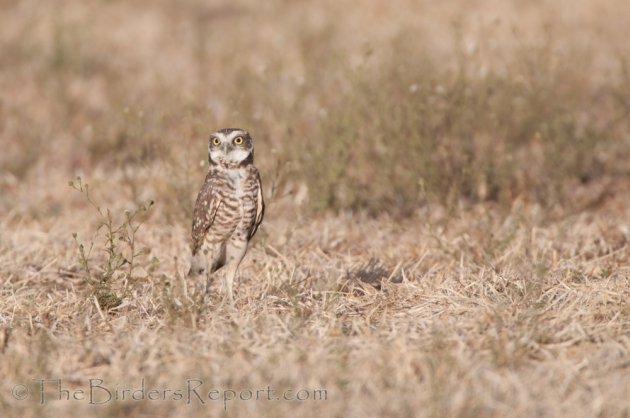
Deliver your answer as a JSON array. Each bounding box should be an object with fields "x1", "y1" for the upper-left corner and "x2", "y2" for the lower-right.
[{"x1": 188, "y1": 128, "x2": 264, "y2": 305}]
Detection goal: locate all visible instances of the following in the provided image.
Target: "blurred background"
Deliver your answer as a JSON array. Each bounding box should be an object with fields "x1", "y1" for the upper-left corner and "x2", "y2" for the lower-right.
[
  {"x1": 2, "y1": 2, "x2": 630, "y2": 417},
  {"x1": 1, "y1": 0, "x2": 630, "y2": 218}
]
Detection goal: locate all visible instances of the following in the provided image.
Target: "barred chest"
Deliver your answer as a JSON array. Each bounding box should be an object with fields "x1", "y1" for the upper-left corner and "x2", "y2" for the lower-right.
[{"x1": 211, "y1": 167, "x2": 258, "y2": 238}]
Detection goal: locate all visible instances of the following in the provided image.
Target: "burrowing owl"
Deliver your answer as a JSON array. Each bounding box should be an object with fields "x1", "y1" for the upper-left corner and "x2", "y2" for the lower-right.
[{"x1": 188, "y1": 128, "x2": 264, "y2": 305}]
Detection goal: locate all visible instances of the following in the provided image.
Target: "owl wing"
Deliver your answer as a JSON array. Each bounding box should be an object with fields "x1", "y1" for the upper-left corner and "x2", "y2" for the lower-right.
[
  {"x1": 248, "y1": 170, "x2": 265, "y2": 240},
  {"x1": 191, "y1": 172, "x2": 222, "y2": 255}
]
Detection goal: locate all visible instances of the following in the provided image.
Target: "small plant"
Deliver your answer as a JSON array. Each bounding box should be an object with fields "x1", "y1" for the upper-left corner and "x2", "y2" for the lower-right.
[{"x1": 69, "y1": 176, "x2": 154, "y2": 311}]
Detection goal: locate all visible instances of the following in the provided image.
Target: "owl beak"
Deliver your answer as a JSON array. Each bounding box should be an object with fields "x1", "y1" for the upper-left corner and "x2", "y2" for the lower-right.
[{"x1": 222, "y1": 143, "x2": 230, "y2": 154}]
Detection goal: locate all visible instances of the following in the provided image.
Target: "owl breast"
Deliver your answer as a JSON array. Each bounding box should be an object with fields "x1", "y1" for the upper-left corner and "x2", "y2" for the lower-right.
[{"x1": 206, "y1": 167, "x2": 258, "y2": 244}]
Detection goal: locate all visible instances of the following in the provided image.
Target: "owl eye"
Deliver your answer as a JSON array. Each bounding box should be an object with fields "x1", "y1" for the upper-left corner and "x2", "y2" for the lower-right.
[
  {"x1": 211, "y1": 137, "x2": 221, "y2": 146},
  {"x1": 233, "y1": 136, "x2": 244, "y2": 145}
]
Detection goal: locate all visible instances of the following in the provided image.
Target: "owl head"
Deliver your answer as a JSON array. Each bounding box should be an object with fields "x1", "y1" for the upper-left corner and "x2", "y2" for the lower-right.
[{"x1": 208, "y1": 128, "x2": 254, "y2": 168}]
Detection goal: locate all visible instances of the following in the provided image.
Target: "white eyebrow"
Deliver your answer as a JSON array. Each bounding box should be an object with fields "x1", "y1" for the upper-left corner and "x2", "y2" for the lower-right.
[{"x1": 225, "y1": 130, "x2": 247, "y2": 141}]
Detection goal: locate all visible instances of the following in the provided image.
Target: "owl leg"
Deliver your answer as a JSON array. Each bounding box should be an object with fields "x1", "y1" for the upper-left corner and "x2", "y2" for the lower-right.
[
  {"x1": 187, "y1": 250, "x2": 206, "y2": 277},
  {"x1": 224, "y1": 264, "x2": 238, "y2": 307},
  {"x1": 188, "y1": 241, "x2": 226, "y2": 303},
  {"x1": 223, "y1": 240, "x2": 248, "y2": 307},
  {"x1": 188, "y1": 241, "x2": 224, "y2": 276}
]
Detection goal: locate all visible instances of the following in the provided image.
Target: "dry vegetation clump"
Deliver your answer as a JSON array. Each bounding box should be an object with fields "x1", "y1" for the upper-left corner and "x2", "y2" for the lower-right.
[
  {"x1": 300, "y1": 42, "x2": 630, "y2": 214},
  {"x1": 0, "y1": 0, "x2": 629, "y2": 417}
]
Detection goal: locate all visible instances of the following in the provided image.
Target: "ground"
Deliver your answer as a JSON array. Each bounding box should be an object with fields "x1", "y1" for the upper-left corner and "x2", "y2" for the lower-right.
[{"x1": 0, "y1": 0, "x2": 629, "y2": 417}]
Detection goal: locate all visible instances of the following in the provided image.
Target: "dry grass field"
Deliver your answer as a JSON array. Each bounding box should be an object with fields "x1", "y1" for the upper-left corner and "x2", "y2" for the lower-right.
[{"x1": 1, "y1": 0, "x2": 630, "y2": 417}]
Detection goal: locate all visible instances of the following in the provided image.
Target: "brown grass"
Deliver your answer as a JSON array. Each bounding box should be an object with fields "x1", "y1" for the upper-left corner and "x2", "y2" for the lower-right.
[{"x1": 1, "y1": 0, "x2": 629, "y2": 417}]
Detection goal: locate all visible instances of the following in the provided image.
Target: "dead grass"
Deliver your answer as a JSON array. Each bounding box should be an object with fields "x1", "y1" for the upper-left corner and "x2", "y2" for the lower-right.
[
  {"x1": 1, "y1": 182, "x2": 629, "y2": 417},
  {"x1": 1, "y1": 0, "x2": 630, "y2": 417}
]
